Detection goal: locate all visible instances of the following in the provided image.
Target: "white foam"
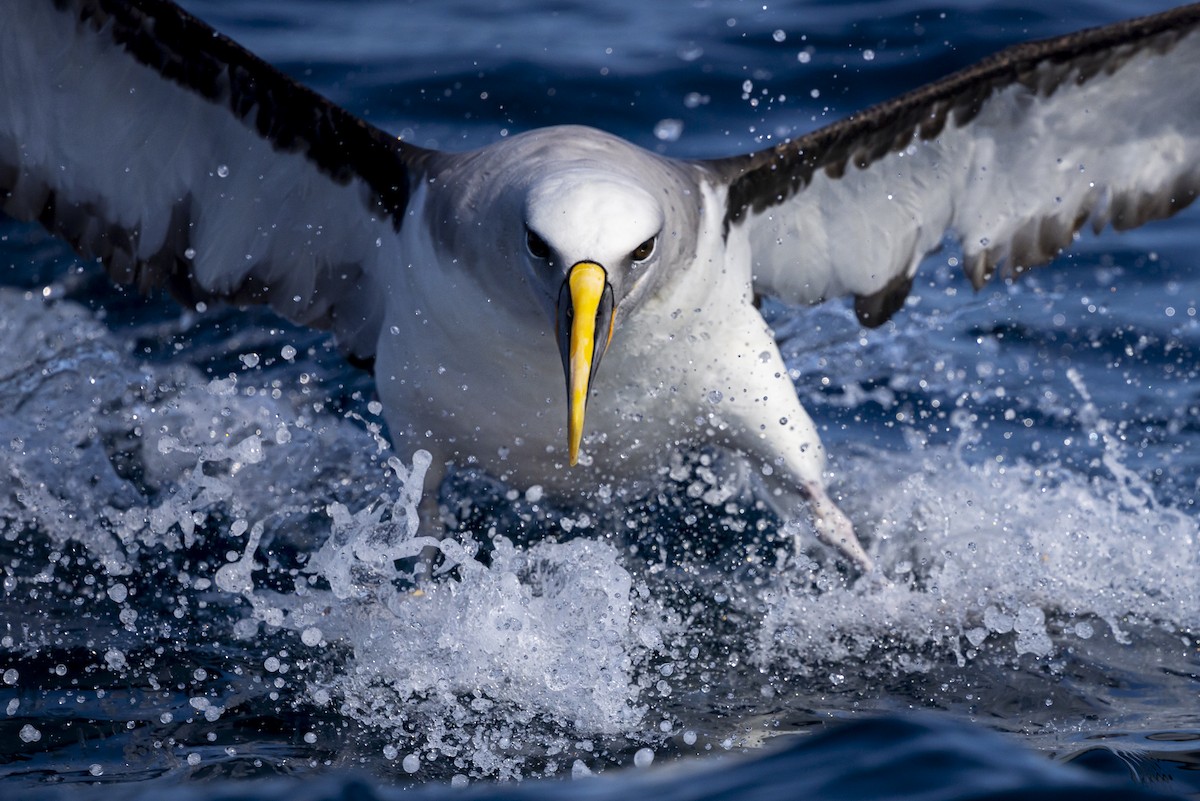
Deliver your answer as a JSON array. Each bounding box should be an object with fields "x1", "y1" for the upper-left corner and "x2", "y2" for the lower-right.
[
  {"x1": 755, "y1": 423, "x2": 1199, "y2": 671},
  {"x1": 272, "y1": 529, "x2": 664, "y2": 734}
]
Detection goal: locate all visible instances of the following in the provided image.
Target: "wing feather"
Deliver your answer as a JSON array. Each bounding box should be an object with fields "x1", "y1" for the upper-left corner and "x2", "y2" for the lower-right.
[
  {"x1": 704, "y1": 4, "x2": 1200, "y2": 326},
  {"x1": 0, "y1": 0, "x2": 434, "y2": 358}
]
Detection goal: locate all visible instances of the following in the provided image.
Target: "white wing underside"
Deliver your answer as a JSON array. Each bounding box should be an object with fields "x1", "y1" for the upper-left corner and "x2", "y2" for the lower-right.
[
  {"x1": 736, "y1": 25, "x2": 1200, "y2": 315},
  {"x1": 0, "y1": 0, "x2": 402, "y2": 357}
]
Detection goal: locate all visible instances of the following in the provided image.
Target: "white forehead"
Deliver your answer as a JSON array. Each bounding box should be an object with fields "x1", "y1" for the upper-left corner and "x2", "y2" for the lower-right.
[{"x1": 525, "y1": 169, "x2": 663, "y2": 261}]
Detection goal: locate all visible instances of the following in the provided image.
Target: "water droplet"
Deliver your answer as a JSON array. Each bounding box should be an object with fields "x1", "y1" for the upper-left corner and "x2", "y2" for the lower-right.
[
  {"x1": 633, "y1": 747, "x2": 654, "y2": 768},
  {"x1": 105, "y1": 650, "x2": 127, "y2": 671},
  {"x1": 653, "y1": 119, "x2": 683, "y2": 142},
  {"x1": 707, "y1": 390, "x2": 723, "y2": 404},
  {"x1": 216, "y1": 164, "x2": 229, "y2": 178},
  {"x1": 402, "y1": 753, "x2": 421, "y2": 773}
]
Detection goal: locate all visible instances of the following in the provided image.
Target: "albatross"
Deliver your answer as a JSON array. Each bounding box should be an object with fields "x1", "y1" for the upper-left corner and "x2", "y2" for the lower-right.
[{"x1": 2, "y1": 1, "x2": 1198, "y2": 573}]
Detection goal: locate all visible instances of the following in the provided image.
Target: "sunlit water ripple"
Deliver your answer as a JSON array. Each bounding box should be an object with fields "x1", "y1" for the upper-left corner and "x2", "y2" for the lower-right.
[{"x1": 1, "y1": 1, "x2": 1199, "y2": 798}]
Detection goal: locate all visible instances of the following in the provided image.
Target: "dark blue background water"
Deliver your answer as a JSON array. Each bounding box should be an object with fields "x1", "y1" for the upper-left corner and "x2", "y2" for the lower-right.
[{"x1": 1, "y1": 1, "x2": 1199, "y2": 799}]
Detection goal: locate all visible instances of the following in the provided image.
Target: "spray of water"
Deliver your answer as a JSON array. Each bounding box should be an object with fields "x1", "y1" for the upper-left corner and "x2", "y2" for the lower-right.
[{"x1": 1, "y1": 288, "x2": 1196, "y2": 780}]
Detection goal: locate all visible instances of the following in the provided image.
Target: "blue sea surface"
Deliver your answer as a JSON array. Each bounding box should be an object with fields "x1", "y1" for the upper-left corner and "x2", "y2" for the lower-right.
[{"x1": 1, "y1": 1, "x2": 1199, "y2": 799}]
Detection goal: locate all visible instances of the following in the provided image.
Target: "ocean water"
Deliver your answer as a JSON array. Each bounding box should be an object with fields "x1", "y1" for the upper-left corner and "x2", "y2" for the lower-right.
[{"x1": 1, "y1": 0, "x2": 1199, "y2": 799}]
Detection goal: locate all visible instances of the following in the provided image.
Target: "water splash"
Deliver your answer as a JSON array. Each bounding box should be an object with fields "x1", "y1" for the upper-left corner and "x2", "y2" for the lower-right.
[
  {"x1": 757, "y1": 383, "x2": 1199, "y2": 674},
  {"x1": 1, "y1": 289, "x2": 1198, "y2": 784}
]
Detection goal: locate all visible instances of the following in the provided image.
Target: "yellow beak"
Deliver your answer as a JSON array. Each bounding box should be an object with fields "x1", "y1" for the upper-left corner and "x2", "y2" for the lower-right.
[{"x1": 556, "y1": 261, "x2": 615, "y2": 466}]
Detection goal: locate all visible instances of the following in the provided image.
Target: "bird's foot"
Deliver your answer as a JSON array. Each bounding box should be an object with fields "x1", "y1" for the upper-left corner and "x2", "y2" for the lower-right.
[{"x1": 803, "y1": 483, "x2": 875, "y2": 575}]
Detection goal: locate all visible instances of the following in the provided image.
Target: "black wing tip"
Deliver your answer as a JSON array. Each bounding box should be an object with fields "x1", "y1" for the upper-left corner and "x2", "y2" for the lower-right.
[{"x1": 853, "y1": 272, "x2": 914, "y2": 328}]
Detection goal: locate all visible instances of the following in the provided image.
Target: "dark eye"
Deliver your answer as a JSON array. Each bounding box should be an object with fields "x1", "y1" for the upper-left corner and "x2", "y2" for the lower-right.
[
  {"x1": 526, "y1": 228, "x2": 551, "y2": 260},
  {"x1": 630, "y1": 235, "x2": 657, "y2": 263}
]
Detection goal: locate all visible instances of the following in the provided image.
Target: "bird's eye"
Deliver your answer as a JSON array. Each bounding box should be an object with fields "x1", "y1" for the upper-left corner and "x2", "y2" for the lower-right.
[
  {"x1": 526, "y1": 228, "x2": 551, "y2": 260},
  {"x1": 631, "y1": 235, "x2": 657, "y2": 263}
]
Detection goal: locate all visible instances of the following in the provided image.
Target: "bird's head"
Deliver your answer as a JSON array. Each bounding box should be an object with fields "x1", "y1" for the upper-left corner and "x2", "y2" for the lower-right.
[
  {"x1": 522, "y1": 170, "x2": 666, "y2": 465},
  {"x1": 428, "y1": 126, "x2": 696, "y2": 466}
]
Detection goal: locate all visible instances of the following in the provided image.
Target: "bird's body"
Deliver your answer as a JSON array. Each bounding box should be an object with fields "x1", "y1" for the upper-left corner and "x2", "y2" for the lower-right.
[
  {"x1": 3, "y1": 0, "x2": 1200, "y2": 572},
  {"x1": 372, "y1": 126, "x2": 860, "y2": 559},
  {"x1": 382, "y1": 130, "x2": 716, "y2": 481}
]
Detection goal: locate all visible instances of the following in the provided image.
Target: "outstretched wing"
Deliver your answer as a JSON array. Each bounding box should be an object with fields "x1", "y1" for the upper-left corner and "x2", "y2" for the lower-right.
[
  {"x1": 0, "y1": 0, "x2": 435, "y2": 358},
  {"x1": 705, "y1": 4, "x2": 1200, "y2": 326}
]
